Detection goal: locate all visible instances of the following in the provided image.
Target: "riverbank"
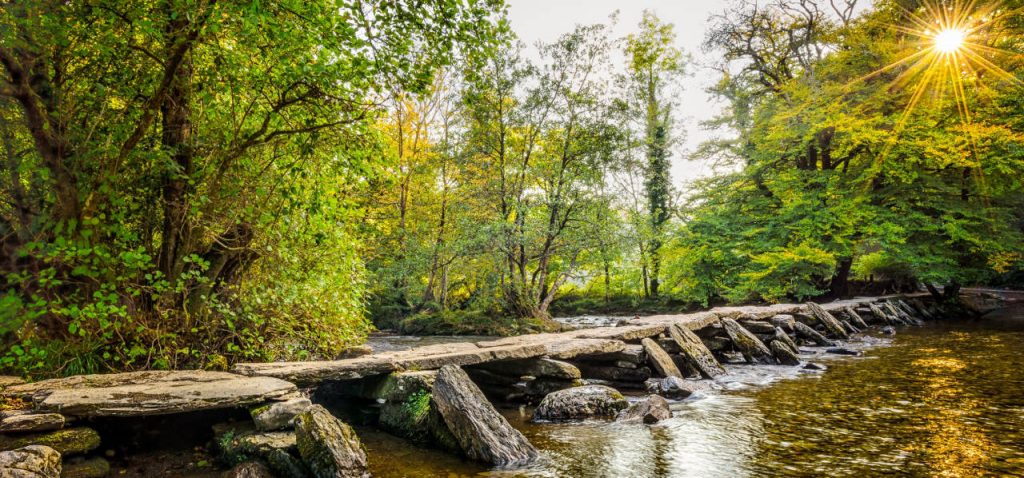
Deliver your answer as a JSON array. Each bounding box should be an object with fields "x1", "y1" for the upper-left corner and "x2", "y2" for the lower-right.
[{"x1": 0, "y1": 293, "x2": 1005, "y2": 477}]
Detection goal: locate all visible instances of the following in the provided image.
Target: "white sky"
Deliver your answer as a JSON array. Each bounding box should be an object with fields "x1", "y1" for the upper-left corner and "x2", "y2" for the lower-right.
[{"x1": 507, "y1": 0, "x2": 736, "y2": 190}]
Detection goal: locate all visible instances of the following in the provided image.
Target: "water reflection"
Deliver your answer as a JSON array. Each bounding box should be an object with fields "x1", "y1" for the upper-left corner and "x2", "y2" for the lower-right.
[{"x1": 364, "y1": 308, "x2": 1024, "y2": 477}]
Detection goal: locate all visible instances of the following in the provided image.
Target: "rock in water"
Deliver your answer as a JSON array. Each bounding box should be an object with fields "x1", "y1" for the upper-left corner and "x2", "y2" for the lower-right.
[
  {"x1": 252, "y1": 398, "x2": 311, "y2": 432},
  {"x1": 667, "y1": 324, "x2": 726, "y2": 379},
  {"x1": 640, "y1": 338, "x2": 683, "y2": 379},
  {"x1": 0, "y1": 445, "x2": 61, "y2": 478},
  {"x1": 616, "y1": 395, "x2": 671, "y2": 424},
  {"x1": 432, "y1": 365, "x2": 537, "y2": 466},
  {"x1": 842, "y1": 307, "x2": 870, "y2": 329},
  {"x1": 720, "y1": 318, "x2": 776, "y2": 364},
  {"x1": 293, "y1": 405, "x2": 368, "y2": 478},
  {"x1": 881, "y1": 326, "x2": 896, "y2": 335},
  {"x1": 0, "y1": 413, "x2": 65, "y2": 434},
  {"x1": 643, "y1": 377, "x2": 705, "y2": 399},
  {"x1": 533, "y1": 385, "x2": 629, "y2": 421},
  {"x1": 804, "y1": 303, "x2": 849, "y2": 339},
  {"x1": 868, "y1": 303, "x2": 897, "y2": 325},
  {"x1": 772, "y1": 327, "x2": 800, "y2": 355},
  {"x1": 474, "y1": 358, "x2": 581, "y2": 381},
  {"x1": 769, "y1": 341, "x2": 801, "y2": 366},
  {"x1": 793, "y1": 321, "x2": 835, "y2": 347}
]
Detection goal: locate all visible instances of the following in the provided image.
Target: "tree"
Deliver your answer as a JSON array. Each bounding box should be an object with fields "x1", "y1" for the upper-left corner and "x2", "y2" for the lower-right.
[
  {"x1": 0, "y1": 0, "x2": 505, "y2": 374},
  {"x1": 622, "y1": 11, "x2": 687, "y2": 298}
]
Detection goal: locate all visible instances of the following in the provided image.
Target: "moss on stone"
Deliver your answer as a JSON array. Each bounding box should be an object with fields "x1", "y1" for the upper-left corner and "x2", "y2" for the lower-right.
[{"x1": 0, "y1": 427, "x2": 100, "y2": 456}]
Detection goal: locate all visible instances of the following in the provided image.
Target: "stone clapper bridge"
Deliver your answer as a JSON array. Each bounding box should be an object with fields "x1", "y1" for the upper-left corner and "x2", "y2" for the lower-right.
[{"x1": 0, "y1": 296, "x2": 947, "y2": 476}]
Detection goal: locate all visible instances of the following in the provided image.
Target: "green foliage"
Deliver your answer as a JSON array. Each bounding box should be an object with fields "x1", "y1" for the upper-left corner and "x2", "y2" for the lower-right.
[{"x1": 0, "y1": 0, "x2": 506, "y2": 376}]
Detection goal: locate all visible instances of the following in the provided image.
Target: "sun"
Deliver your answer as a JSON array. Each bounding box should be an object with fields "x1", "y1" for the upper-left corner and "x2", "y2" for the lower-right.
[{"x1": 933, "y1": 28, "x2": 967, "y2": 54}]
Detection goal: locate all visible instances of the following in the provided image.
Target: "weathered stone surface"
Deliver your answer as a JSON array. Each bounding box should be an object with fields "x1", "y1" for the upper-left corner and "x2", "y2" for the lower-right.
[
  {"x1": 0, "y1": 377, "x2": 24, "y2": 392},
  {"x1": 222, "y1": 461, "x2": 275, "y2": 478},
  {"x1": 0, "y1": 413, "x2": 64, "y2": 434},
  {"x1": 432, "y1": 366, "x2": 537, "y2": 466},
  {"x1": 574, "y1": 324, "x2": 670, "y2": 342},
  {"x1": 533, "y1": 385, "x2": 628, "y2": 421},
  {"x1": 640, "y1": 338, "x2": 682, "y2": 379},
  {"x1": 643, "y1": 376, "x2": 705, "y2": 399},
  {"x1": 667, "y1": 324, "x2": 726, "y2": 379},
  {"x1": 294, "y1": 405, "x2": 368, "y2": 478},
  {"x1": 793, "y1": 321, "x2": 835, "y2": 346},
  {"x1": 0, "y1": 428, "x2": 99, "y2": 457},
  {"x1": 216, "y1": 424, "x2": 297, "y2": 462},
  {"x1": 545, "y1": 339, "x2": 626, "y2": 360},
  {"x1": 868, "y1": 303, "x2": 897, "y2": 325},
  {"x1": 0, "y1": 445, "x2": 60, "y2": 478},
  {"x1": 720, "y1": 318, "x2": 775, "y2": 364},
  {"x1": 252, "y1": 398, "x2": 312, "y2": 432},
  {"x1": 881, "y1": 326, "x2": 896, "y2": 335},
  {"x1": 842, "y1": 307, "x2": 870, "y2": 329},
  {"x1": 804, "y1": 303, "x2": 849, "y2": 339},
  {"x1": 770, "y1": 341, "x2": 801, "y2": 366},
  {"x1": 738, "y1": 320, "x2": 776, "y2": 335},
  {"x1": 771, "y1": 327, "x2": 800, "y2": 355},
  {"x1": 616, "y1": 395, "x2": 671, "y2": 424},
  {"x1": 474, "y1": 358, "x2": 580, "y2": 381},
  {"x1": 2, "y1": 371, "x2": 296, "y2": 418},
  {"x1": 841, "y1": 320, "x2": 860, "y2": 335},
  {"x1": 234, "y1": 356, "x2": 397, "y2": 385},
  {"x1": 59, "y1": 457, "x2": 109, "y2": 478},
  {"x1": 578, "y1": 345, "x2": 645, "y2": 365},
  {"x1": 769, "y1": 315, "x2": 796, "y2": 332},
  {"x1": 574, "y1": 363, "x2": 651, "y2": 383}
]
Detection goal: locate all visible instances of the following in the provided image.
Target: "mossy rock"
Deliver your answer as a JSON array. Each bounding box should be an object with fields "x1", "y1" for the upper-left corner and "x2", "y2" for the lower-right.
[
  {"x1": 293, "y1": 405, "x2": 368, "y2": 478},
  {"x1": 0, "y1": 427, "x2": 100, "y2": 456},
  {"x1": 215, "y1": 422, "x2": 297, "y2": 466},
  {"x1": 266, "y1": 448, "x2": 312, "y2": 478},
  {"x1": 61, "y1": 456, "x2": 111, "y2": 478},
  {"x1": 378, "y1": 390, "x2": 460, "y2": 454}
]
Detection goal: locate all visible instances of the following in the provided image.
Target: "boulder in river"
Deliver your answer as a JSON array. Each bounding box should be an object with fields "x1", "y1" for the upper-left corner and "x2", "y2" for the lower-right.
[
  {"x1": 0, "y1": 445, "x2": 61, "y2": 478},
  {"x1": 804, "y1": 302, "x2": 849, "y2": 339},
  {"x1": 720, "y1": 318, "x2": 776, "y2": 364},
  {"x1": 793, "y1": 321, "x2": 836, "y2": 347},
  {"x1": 294, "y1": 405, "x2": 369, "y2": 478},
  {"x1": 252, "y1": 398, "x2": 312, "y2": 432},
  {"x1": 0, "y1": 428, "x2": 99, "y2": 457},
  {"x1": 769, "y1": 340, "x2": 801, "y2": 366},
  {"x1": 826, "y1": 347, "x2": 863, "y2": 356},
  {"x1": 881, "y1": 326, "x2": 896, "y2": 335},
  {"x1": 643, "y1": 376, "x2": 706, "y2": 399},
  {"x1": 432, "y1": 365, "x2": 537, "y2": 466},
  {"x1": 533, "y1": 385, "x2": 629, "y2": 421},
  {"x1": 616, "y1": 395, "x2": 671, "y2": 424},
  {"x1": 0, "y1": 412, "x2": 65, "y2": 434},
  {"x1": 374, "y1": 372, "x2": 459, "y2": 453},
  {"x1": 640, "y1": 338, "x2": 683, "y2": 379},
  {"x1": 667, "y1": 324, "x2": 726, "y2": 379}
]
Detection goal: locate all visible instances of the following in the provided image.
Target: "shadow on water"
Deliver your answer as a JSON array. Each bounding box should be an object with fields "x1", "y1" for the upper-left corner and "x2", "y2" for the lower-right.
[{"x1": 362, "y1": 307, "x2": 1024, "y2": 477}]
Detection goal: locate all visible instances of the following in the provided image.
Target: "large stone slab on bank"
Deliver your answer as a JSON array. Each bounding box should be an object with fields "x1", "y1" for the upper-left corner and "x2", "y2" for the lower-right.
[{"x1": 2, "y1": 371, "x2": 296, "y2": 417}]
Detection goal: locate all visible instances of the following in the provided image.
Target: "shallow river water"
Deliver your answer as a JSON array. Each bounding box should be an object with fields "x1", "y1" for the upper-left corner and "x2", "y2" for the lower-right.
[{"x1": 361, "y1": 307, "x2": 1024, "y2": 477}]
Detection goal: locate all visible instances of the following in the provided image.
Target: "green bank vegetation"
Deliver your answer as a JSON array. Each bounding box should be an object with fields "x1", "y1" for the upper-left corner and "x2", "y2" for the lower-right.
[{"x1": 1, "y1": 0, "x2": 1022, "y2": 376}]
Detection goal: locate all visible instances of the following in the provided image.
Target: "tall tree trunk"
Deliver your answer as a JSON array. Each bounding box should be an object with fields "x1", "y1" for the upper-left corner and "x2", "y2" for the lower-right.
[
  {"x1": 830, "y1": 258, "x2": 853, "y2": 298},
  {"x1": 157, "y1": 12, "x2": 195, "y2": 285}
]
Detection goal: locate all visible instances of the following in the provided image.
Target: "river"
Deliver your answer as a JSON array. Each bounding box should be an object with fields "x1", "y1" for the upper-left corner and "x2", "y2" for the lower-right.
[{"x1": 360, "y1": 306, "x2": 1024, "y2": 477}]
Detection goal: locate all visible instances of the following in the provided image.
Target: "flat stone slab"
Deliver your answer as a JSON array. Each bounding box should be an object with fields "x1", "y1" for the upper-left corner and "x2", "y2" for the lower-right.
[{"x1": 2, "y1": 371, "x2": 296, "y2": 417}]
